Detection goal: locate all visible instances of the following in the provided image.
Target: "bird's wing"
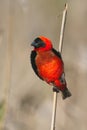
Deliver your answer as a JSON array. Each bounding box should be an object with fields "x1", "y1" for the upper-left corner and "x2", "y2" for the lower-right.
[
  {"x1": 30, "y1": 50, "x2": 43, "y2": 80},
  {"x1": 52, "y1": 48, "x2": 62, "y2": 59}
]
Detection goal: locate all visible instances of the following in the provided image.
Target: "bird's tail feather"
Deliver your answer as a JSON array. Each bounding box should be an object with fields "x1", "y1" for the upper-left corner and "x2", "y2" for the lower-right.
[{"x1": 62, "y1": 88, "x2": 72, "y2": 99}]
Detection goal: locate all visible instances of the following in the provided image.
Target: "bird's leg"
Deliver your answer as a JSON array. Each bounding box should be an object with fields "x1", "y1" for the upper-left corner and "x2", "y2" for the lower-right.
[{"x1": 53, "y1": 86, "x2": 59, "y2": 93}]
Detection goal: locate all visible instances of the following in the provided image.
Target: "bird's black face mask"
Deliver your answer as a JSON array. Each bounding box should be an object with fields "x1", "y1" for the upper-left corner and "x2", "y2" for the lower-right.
[{"x1": 31, "y1": 38, "x2": 45, "y2": 48}]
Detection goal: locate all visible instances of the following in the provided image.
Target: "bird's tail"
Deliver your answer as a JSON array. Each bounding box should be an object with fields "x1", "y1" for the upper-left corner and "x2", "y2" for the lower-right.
[
  {"x1": 62, "y1": 88, "x2": 72, "y2": 99},
  {"x1": 53, "y1": 76, "x2": 72, "y2": 99}
]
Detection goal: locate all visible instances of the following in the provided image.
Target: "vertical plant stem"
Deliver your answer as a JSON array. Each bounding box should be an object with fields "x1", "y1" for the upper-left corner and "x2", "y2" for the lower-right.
[
  {"x1": 51, "y1": 3, "x2": 68, "y2": 130},
  {"x1": 51, "y1": 92, "x2": 57, "y2": 130},
  {"x1": 59, "y1": 3, "x2": 68, "y2": 53}
]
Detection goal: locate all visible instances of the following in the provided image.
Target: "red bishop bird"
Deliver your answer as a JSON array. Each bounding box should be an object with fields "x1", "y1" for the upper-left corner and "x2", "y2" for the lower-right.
[{"x1": 30, "y1": 36, "x2": 71, "y2": 99}]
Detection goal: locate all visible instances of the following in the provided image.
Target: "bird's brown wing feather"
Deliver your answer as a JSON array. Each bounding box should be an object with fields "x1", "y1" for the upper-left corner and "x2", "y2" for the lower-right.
[
  {"x1": 30, "y1": 50, "x2": 43, "y2": 80},
  {"x1": 52, "y1": 48, "x2": 62, "y2": 59}
]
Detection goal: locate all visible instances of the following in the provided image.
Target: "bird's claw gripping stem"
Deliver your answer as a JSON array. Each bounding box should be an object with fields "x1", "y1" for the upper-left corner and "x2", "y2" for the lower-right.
[{"x1": 53, "y1": 86, "x2": 59, "y2": 93}]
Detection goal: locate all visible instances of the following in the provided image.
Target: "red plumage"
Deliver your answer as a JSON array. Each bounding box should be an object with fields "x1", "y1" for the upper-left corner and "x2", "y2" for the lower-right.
[{"x1": 30, "y1": 36, "x2": 71, "y2": 99}]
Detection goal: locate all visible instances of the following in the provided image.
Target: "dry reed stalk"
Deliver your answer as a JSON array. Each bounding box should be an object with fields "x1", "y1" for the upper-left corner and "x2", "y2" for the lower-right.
[{"x1": 51, "y1": 3, "x2": 68, "y2": 130}]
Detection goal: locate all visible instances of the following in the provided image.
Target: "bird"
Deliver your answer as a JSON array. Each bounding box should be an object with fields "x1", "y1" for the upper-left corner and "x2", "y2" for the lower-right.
[{"x1": 30, "y1": 36, "x2": 71, "y2": 99}]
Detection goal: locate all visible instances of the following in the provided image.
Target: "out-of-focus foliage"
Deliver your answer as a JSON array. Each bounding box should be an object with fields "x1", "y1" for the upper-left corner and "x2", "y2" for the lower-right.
[{"x1": 0, "y1": 0, "x2": 87, "y2": 130}]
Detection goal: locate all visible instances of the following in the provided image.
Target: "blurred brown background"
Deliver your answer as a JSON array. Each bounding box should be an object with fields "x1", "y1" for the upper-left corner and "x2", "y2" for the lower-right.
[{"x1": 0, "y1": 0, "x2": 87, "y2": 130}]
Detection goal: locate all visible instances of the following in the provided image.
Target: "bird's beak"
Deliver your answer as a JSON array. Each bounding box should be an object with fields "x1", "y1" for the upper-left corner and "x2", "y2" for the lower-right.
[
  {"x1": 31, "y1": 41, "x2": 39, "y2": 48},
  {"x1": 31, "y1": 41, "x2": 36, "y2": 47},
  {"x1": 31, "y1": 39, "x2": 45, "y2": 48}
]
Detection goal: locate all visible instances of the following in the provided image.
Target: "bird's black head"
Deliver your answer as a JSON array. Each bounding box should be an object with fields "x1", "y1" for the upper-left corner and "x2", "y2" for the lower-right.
[
  {"x1": 31, "y1": 36, "x2": 53, "y2": 51},
  {"x1": 31, "y1": 37, "x2": 45, "y2": 48}
]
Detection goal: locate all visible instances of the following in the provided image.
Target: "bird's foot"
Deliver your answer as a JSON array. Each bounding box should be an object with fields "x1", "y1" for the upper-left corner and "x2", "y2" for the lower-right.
[{"x1": 53, "y1": 86, "x2": 59, "y2": 93}]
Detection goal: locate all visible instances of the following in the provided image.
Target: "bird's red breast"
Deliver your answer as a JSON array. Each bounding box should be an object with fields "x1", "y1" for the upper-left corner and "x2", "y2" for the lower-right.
[{"x1": 35, "y1": 50, "x2": 64, "y2": 83}]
